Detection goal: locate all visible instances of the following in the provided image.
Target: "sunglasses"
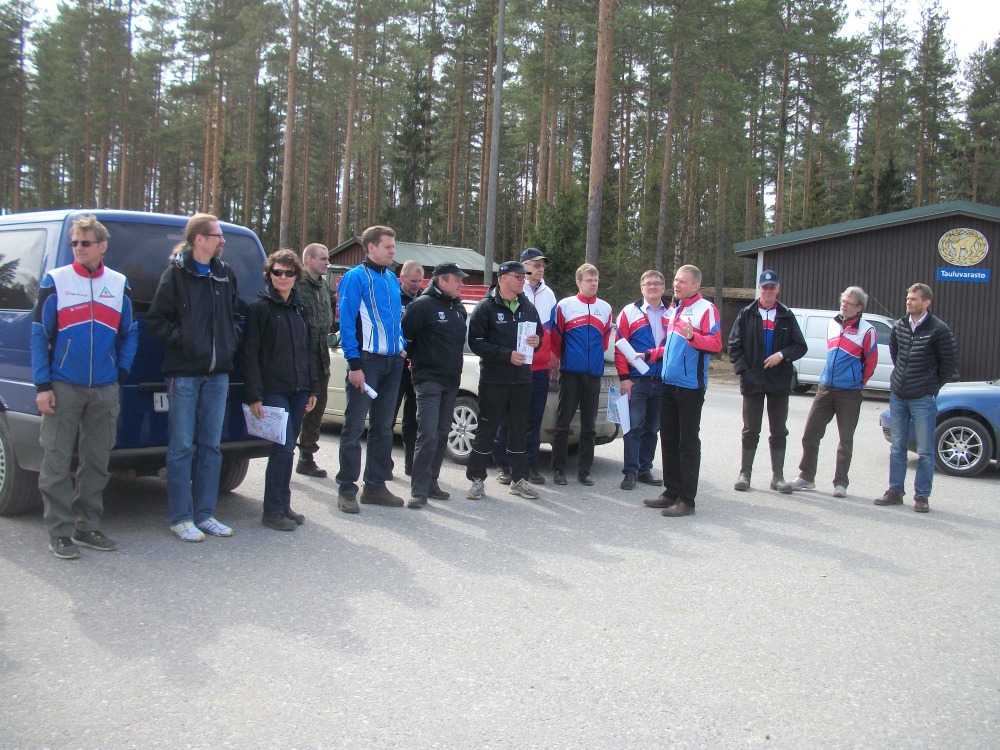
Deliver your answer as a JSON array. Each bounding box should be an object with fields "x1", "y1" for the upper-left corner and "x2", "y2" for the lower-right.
[
  {"x1": 70, "y1": 240, "x2": 100, "y2": 248},
  {"x1": 270, "y1": 269, "x2": 297, "y2": 278}
]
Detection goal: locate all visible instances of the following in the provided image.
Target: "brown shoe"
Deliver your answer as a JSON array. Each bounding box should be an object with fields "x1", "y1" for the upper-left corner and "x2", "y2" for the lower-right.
[
  {"x1": 360, "y1": 485, "x2": 404, "y2": 507},
  {"x1": 874, "y1": 488, "x2": 903, "y2": 506},
  {"x1": 661, "y1": 501, "x2": 695, "y2": 517},
  {"x1": 914, "y1": 495, "x2": 930, "y2": 513},
  {"x1": 338, "y1": 492, "x2": 360, "y2": 514},
  {"x1": 643, "y1": 494, "x2": 677, "y2": 509}
]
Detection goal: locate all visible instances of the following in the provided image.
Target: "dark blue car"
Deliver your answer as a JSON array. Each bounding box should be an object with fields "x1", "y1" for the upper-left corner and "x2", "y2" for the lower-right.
[
  {"x1": 879, "y1": 378, "x2": 1000, "y2": 477},
  {"x1": 0, "y1": 209, "x2": 271, "y2": 515}
]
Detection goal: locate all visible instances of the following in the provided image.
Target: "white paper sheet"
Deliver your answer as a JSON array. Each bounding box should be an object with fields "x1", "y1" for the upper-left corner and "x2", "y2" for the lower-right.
[
  {"x1": 516, "y1": 322, "x2": 536, "y2": 364},
  {"x1": 615, "y1": 393, "x2": 631, "y2": 434},
  {"x1": 242, "y1": 404, "x2": 288, "y2": 444},
  {"x1": 615, "y1": 338, "x2": 650, "y2": 374}
]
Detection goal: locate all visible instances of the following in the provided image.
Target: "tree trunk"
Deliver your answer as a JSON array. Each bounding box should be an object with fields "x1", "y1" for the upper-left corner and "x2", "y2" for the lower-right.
[
  {"x1": 279, "y1": 0, "x2": 299, "y2": 249},
  {"x1": 584, "y1": 0, "x2": 615, "y2": 266},
  {"x1": 337, "y1": 0, "x2": 361, "y2": 244},
  {"x1": 655, "y1": 33, "x2": 681, "y2": 273}
]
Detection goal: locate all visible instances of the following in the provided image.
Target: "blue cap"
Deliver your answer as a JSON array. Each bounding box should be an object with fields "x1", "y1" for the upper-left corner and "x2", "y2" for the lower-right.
[
  {"x1": 520, "y1": 247, "x2": 548, "y2": 262},
  {"x1": 758, "y1": 270, "x2": 780, "y2": 286},
  {"x1": 498, "y1": 261, "x2": 531, "y2": 277}
]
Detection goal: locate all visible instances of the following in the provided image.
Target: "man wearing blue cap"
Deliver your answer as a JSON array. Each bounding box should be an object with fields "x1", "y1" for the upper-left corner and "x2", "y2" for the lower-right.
[{"x1": 728, "y1": 270, "x2": 807, "y2": 493}]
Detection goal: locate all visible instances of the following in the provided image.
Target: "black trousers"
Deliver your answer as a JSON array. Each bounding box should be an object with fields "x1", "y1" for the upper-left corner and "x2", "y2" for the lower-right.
[
  {"x1": 393, "y1": 364, "x2": 418, "y2": 468},
  {"x1": 467, "y1": 381, "x2": 532, "y2": 482},
  {"x1": 551, "y1": 371, "x2": 601, "y2": 473},
  {"x1": 740, "y1": 392, "x2": 790, "y2": 451},
  {"x1": 659, "y1": 383, "x2": 706, "y2": 506}
]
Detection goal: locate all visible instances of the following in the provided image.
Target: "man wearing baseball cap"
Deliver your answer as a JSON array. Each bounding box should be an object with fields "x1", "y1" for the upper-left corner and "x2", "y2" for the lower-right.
[
  {"x1": 727, "y1": 270, "x2": 807, "y2": 494},
  {"x1": 466, "y1": 261, "x2": 544, "y2": 501},
  {"x1": 401, "y1": 262, "x2": 469, "y2": 508},
  {"x1": 492, "y1": 248, "x2": 558, "y2": 486}
]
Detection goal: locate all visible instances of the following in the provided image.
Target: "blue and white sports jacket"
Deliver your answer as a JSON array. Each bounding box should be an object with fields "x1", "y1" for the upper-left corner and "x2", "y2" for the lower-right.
[
  {"x1": 31, "y1": 261, "x2": 139, "y2": 391},
  {"x1": 820, "y1": 315, "x2": 878, "y2": 389},
  {"x1": 551, "y1": 293, "x2": 613, "y2": 377},
  {"x1": 338, "y1": 258, "x2": 406, "y2": 368},
  {"x1": 647, "y1": 293, "x2": 722, "y2": 391}
]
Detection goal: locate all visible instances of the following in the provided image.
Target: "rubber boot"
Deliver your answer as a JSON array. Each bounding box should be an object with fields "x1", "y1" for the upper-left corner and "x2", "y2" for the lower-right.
[
  {"x1": 734, "y1": 448, "x2": 755, "y2": 491},
  {"x1": 769, "y1": 447, "x2": 793, "y2": 494}
]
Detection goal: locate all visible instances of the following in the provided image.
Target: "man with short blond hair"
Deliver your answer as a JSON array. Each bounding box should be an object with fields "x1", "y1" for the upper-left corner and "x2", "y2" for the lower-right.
[
  {"x1": 294, "y1": 243, "x2": 334, "y2": 479},
  {"x1": 550, "y1": 263, "x2": 613, "y2": 486},
  {"x1": 33, "y1": 216, "x2": 138, "y2": 559}
]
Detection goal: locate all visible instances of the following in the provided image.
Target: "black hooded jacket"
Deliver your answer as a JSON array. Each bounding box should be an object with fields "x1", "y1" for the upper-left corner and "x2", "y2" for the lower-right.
[{"x1": 241, "y1": 285, "x2": 319, "y2": 403}]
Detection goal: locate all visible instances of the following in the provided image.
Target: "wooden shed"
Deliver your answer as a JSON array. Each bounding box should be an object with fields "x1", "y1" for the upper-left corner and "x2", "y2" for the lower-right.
[{"x1": 733, "y1": 201, "x2": 1000, "y2": 381}]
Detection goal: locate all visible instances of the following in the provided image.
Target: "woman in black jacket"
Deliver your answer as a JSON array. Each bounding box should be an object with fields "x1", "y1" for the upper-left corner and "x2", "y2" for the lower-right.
[{"x1": 243, "y1": 250, "x2": 319, "y2": 530}]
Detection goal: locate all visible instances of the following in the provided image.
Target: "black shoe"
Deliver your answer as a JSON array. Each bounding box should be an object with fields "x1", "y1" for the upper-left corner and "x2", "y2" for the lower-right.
[
  {"x1": 661, "y1": 501, "x2": 695, "y2": 517},
  {"x1": 50, "y1": 537, "x2": 80, "y2": 559},
  {"x1": 428, "y1": 483, "x2": 451, "y2": 501},
  {"x1": 296, "y1": 457, "x2": 328, "y2": 478},
  {"x1": 284, "y1": 508, "x2": 306, "y2": 525},
  {"x1": 553, "y1": 470, "x2": 567, "y2": 486},
  {"x1": 620, "y1": 474, "x2": 637, "y2": 490},
  {"x1": 72, "y1": 529, "x2": 118, "y2": 551},
  {"x1": 404, "y1": 464, "x2": 413, "y2": 477},
  {"x1": 262, "y1": 514, "x2": 297, "y2": 531},
  {"x1": 407, "y1": 496, "x2": 427, "y2": 509},
  {"x1": 578, "y1": 472, "x2": 594, "y2": 486},
  {"x1": 637, "y1": 472, "x2": 663, "y2": 487},
  {"x1": 526, "y1": 468, "x2": 546, "y2": 485},
  {"x1": 496, "y1": 466, "x2": 512, "y2": 485},
  {"x1": 338, "y1": 492, "x2": 360, "y2": 514}
]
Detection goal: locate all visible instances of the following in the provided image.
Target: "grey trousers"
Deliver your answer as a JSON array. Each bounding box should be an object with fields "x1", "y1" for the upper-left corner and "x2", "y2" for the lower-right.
[{"x1": 38, "y1": 381, "x2": 120, "y2": 539}]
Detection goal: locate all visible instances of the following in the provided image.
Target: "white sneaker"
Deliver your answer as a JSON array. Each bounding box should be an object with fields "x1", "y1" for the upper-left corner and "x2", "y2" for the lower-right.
[
  {"x1": 509, "y1": 478, "x2": 539, "y2": 500},
  {"x1": 467, "y1": 479, "x2": 485, "y2": 500},
  {"x1": 833, "y1": 485, "x2": 847, "y2": 498},
  {"x1": 196, "y1": 517, "x2": 234, "y2": 537},
  {"x1": 170, "y1": 521, "x2": 205, "y2": 542},
  {"x1": 790, "y1": 477, "x2": 815, "y2": 491}
]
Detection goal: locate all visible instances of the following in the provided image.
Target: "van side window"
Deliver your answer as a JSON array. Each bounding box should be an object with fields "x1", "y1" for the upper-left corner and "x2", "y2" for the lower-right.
[
  {"x1": 0, "y1": 229, "x2": 46, "y2": 310},
  {"x1": 805, "y1": 316, "x2": 829, "y2": 338},
  {"x1": 101, "y1": 222, "x2": 265, "y2": 311},
  {"x1": 870, "y1": 320, "x2": 892, "y2": 341}
]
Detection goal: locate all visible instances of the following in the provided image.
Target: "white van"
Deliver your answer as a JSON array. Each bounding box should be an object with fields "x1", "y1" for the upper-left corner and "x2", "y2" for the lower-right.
[{"x1": 789, "y1": 308, "x2": 896, "y2": 392}]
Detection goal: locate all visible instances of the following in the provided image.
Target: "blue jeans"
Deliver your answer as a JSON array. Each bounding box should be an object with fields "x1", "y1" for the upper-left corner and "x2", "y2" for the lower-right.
[
  {"x1": 336, "y1": 353, "x2": 403, "y2": 495},
  {"x1": 622, "y1": 377, "x2": 661, "y2": 476},
  {"x1": 493, "y1": 369, "x2": 549, "y2": 469},
  {"x1": 889, "y1": 393, "x2": 937, "y2": 498},
  {"x1": 263, "y1": 391, "x2": 309, "y2": 517},
  {"x1": 165, "y1": 374, "x2": 229, "y2": 526}
]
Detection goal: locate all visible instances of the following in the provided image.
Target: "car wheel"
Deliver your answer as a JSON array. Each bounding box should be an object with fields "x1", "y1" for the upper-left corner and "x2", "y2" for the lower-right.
[
  {"x1": 791, "y1": 371, "x2": 811, "y2": 394},
  {"x1": 218, "y1": 458, "x2": 251, "y2": 493},
  {"x1": 0, "y1": 417, "x2": 42, "y2": 516},
  {"x1": 935, "y1": 416, "x2": 994, "y2": 477},
  {"x1": 447, "y1": 395, "x2": 479, "y2": 465}
]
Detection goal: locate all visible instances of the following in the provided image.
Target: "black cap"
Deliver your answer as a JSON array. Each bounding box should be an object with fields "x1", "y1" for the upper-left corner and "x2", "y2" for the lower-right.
[
  {"x1": 431, "y1": 262, "x2": 469, "y2": 278},
  {"x1": 520, "y1": 247, "x2": 548, "y2": 262},
  {"x1": 498, "y1": 261, "x2": 532, "y2": 277},
  {"x1": 758, "y1": 270, "x2": 780, "y2": 286}
]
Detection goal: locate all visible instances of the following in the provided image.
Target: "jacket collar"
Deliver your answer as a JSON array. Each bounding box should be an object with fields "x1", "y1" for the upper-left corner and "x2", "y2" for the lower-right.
[{"x1": 72, "y1": 261, "x2": 104, "y2": 278}]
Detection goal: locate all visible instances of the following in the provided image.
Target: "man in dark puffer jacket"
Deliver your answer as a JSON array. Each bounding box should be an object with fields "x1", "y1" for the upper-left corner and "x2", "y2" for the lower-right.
[{"x1": 876, "y1": 283, "x2": 957, "y2": 514}]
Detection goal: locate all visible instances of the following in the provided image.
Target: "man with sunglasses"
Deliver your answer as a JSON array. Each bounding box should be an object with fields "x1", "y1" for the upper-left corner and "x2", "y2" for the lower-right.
[
  {"x1": 32, "y1": 215, "x2": 138, "y2": 559},
  {"x1": 148, "y1": 213, "x2": 243, "y2": 542}
]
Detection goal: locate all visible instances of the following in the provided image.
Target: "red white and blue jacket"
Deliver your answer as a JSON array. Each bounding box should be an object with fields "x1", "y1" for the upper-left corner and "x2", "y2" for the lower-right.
[
  {"x1": 646, "y1": 293, "x2": 722, "y2": 391},
  {"x1": 821, "y1": 314, "x2": 878, "y2": 390},
  {"x1": 31, "y1": 261, "x2": 139, "y2": 391},
  {"x1": 550, "y1": 293, "x2": 613, "y2": 378},
  {"x1": 615, "y1": 298, "x2": 666, "y2": 380}
]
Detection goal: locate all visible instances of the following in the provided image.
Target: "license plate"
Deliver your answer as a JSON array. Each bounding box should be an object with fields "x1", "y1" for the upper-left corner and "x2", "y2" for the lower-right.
[
  {"x1": 153, "y1": 392, "x2": 169, "y2": 412},
  {"x1": 602, "y1": 377, "x2": 617, "y2": 390}
]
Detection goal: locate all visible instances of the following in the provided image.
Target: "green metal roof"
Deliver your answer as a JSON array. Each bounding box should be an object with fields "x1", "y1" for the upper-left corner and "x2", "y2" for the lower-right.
[
  {"x1": 393, "y1": 241, "x2": 500, "y2": 273},
  {"x1": 734, "y1": 201, "x2": 1000, "y2": 256}
]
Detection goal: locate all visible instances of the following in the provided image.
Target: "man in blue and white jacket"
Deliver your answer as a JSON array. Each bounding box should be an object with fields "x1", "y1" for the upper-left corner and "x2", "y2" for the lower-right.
[
  {"x1": 550, "y1": 263, "x2": 613, "y2": 487},
  {"x1": 335, "y1": 225, "x2": 408, "y2": 514},
  {"x1": 31, "y1": 215, "x2": 138, "y2": 559}
]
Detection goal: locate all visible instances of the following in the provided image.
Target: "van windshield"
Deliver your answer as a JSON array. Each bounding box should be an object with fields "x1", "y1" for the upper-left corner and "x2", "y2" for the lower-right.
[{"x1": 102, "y1": 221, "x2": 265, "y2": 311}]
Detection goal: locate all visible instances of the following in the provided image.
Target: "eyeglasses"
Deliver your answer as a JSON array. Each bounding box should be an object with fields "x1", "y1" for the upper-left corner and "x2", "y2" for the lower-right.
[
  {"x1": 204, "y1": 233, "x2": 225, "y2": 239},
  {"x1": 70, "y1": 240, "x2": 100, "y2": 248},
  {"x1": 270, "y1": 269, "x2": 297, "y2": 278},
  {"x1": 506, "y1": 274, "x2": 526, "y2": 282},
  {"x1": 641, "y1": 281, "x2": 664, "y2": 287}
]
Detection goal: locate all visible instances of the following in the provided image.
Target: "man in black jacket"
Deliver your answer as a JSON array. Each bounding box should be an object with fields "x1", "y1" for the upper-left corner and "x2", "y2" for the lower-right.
[
  {"x1": 400, "y1": 263, "x2": 469, "y2": 508},
  {"x1": 466, "y1": 262, "x2": 543, "y2": 501},
  {"x1": 148, "y1": 213, "x2": 243, "y2": 542},
  {"x1": 728, "y1": 270, "x2": 807, "y2": 494},
  {"x1": 876, "y1": 283, "x2": 957, "y2": 513}
]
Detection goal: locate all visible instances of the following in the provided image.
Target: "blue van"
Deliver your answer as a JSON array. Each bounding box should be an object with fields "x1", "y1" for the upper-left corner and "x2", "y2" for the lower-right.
[{"x1": 0, "y1": 209, "x2": 271, "y2": 515}]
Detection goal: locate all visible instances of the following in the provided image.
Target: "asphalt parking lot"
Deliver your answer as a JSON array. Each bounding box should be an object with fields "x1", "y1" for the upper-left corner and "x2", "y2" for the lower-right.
[{"x1": 2, "y1": 382, "x2": 998, "y2": 749}]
